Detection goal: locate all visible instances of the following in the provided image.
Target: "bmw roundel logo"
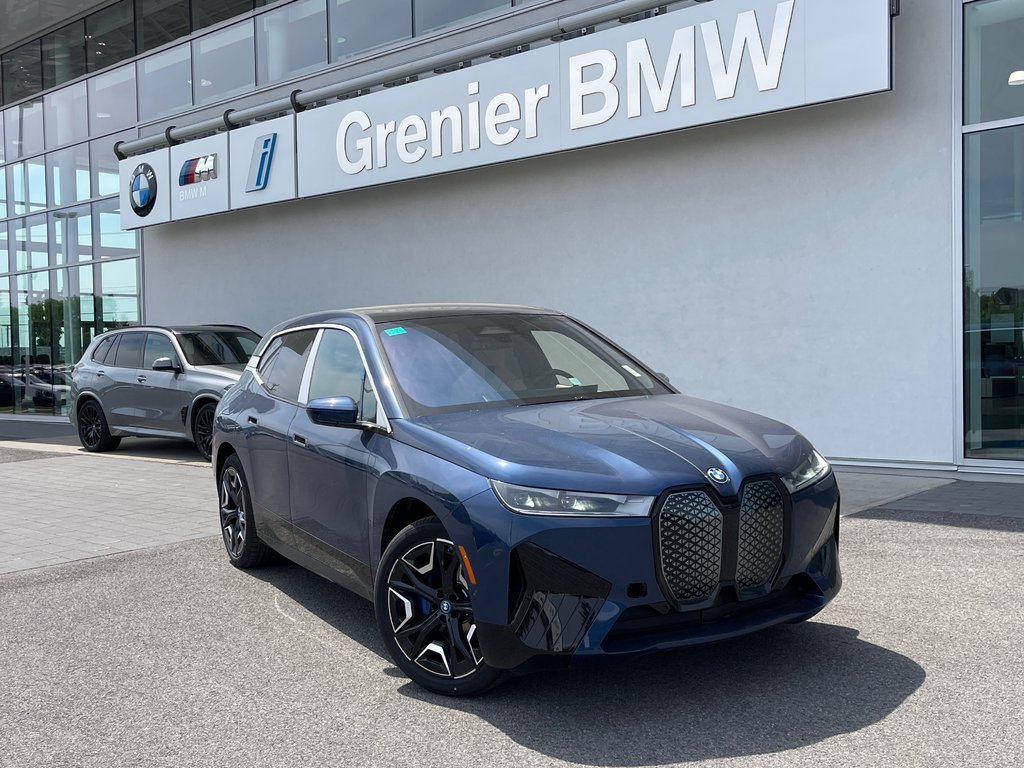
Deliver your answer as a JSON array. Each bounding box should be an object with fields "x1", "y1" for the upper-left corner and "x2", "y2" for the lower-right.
[
  {"x1": 129, "y1": 162, "x2": 158, "y2": 217},
  {"x1": 439, "y1": 599, "x2": 452, "y2": 614},
  {"x1": 707, "y1": 467, "x2": 729, "y2": 484}
]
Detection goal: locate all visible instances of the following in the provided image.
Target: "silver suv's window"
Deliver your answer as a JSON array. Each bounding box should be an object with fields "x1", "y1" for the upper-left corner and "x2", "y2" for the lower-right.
[
  {"x1": 307, "y1": 329, "x2": 377, "y2": 422},
  {"x1": 257, "y1": 329, "x2": 317, "y2": 402},
  {"x1": 112, "y1": 332, "x2": 145, "y2": 369},
  {"x1": 91, "y1": 336, "x2": 115, "y2": 363}
]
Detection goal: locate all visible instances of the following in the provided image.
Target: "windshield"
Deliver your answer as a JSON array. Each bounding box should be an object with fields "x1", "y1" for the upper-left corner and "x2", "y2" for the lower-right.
[
  {"x1": 175, "y1": 329, "x2": 260, "y2": 366},
  {"x1": 378, "y1": 313, "x2": 671, "y2": 416}
]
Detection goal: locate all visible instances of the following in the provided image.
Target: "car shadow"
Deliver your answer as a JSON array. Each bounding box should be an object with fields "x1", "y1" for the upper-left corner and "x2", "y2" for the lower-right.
[
  {"x1": 245, "y1": 559, "x2": 387, "y2": 658},
  {"x1": 398, "y1": 622, "x2": 925, "y2": 766}
]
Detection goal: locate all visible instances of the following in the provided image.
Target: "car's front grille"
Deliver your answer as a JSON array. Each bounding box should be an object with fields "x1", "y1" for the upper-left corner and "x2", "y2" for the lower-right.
[
  {"x1": 654, "y1": 480, "x2": 787, "y2": 610},
  {"x1": 656, "y1": 490, "x2": 723, "y2": 605},
  {"x1": 735, "y1": 480, "x2": 785, "y2": 598}
]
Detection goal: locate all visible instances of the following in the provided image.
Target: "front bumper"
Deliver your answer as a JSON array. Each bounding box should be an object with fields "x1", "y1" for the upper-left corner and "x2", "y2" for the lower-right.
[{"x1": 467, "y1": 472, "x2": 841, "y2": 672}]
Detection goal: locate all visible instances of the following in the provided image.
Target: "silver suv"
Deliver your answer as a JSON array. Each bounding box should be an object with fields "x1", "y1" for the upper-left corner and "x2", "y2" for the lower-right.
[{"x1": 70, "y1": 325, "x2": 260, "y2": 460}]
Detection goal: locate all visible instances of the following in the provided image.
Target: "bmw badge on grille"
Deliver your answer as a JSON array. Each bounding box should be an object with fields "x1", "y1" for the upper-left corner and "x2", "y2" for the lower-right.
[{"x1": 707, "y1": 467, "x2": 729, "y2": 484}]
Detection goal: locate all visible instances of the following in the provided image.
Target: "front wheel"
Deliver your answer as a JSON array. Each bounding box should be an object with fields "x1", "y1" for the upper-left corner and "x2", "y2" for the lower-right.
[
  {"x1": 218, "y1": 454, "x2": 273, "y2": 568},
  {"x1": 193, "y1": 402, "x2": 216, "y2": 462},
  {"x1": 375, "y1": 518, "x2": 504, "y2": 696}
]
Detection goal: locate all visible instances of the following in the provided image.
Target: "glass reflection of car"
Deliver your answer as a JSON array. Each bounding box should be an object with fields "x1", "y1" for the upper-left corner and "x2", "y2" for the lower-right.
[
  {"x1": 70, "y1": 325, "x2": 260, "y2": 460},
  {"x1": 20, "y1": 366, "x2": 72, "y2": 409},
  {"x1": 213, "y1": 305, "x2": 840, "y2": 696}
]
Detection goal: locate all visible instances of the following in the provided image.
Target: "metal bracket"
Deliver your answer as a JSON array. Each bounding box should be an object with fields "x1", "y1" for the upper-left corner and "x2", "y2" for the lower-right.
[
  {"x1": 290, "y1": 89, "x2": 306, "y2": 113},
  {"x1": 164, "y1": 125, "x2": 180, "y2": 146}
]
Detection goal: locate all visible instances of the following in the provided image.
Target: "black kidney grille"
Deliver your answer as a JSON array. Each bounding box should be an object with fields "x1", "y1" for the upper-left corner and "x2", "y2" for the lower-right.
[
  {"x1": 657, "y1": 490, "x2": 723, "y2": 604},
  {"x1": 735, "y1": 480, "x2": 785, "y2": 598}
]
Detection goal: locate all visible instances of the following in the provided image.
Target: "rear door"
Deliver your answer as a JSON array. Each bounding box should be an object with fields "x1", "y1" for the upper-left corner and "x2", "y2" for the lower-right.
[{"x1": 103, "y1": 331, "x2": 146, "y2": 428}]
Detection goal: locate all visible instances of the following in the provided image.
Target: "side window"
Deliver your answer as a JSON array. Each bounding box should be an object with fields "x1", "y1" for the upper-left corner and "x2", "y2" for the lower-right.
[
  {"x1": 308, "y1": 329, "x2": 378, "y2": 422},
  {"x1": 112, "y1": 332, "x2": 145, "y2": 369},
  {"x1": 143, "y1": 333, "x2": 177, "y2": 369},
  {"x1": 91, "y1": 336, "x2": 114, "y2": 363},
  {"x1": 257, "y1": 329, "x2": 317, "y2": 402}
]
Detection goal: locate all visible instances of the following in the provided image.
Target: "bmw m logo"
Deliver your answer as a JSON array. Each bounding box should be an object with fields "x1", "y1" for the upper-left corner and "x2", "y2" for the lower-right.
[
  {"x1": 129, "y1": 163, "x2": 157, "y2": 217},
  {"x1": 179, "y1": 154, "x2": 217, "y2": 186},
  {"x1": 707, "y1": 467, "x2": 729, "y2": 484}
]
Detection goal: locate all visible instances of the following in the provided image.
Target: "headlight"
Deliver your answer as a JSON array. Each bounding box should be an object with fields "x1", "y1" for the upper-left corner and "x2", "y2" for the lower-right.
[
  {"x1": 490, "y1": 480, "x2": 654, "y2": 517},
  {"x1": 781, "y1": 449, "x2": 830, "y2": 493}
]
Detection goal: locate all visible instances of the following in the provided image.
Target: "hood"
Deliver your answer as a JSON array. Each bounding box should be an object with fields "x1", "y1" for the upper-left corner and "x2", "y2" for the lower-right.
[
  {"x1": 192, "y1": 363, "x2": 245, "y2": 381},
  {"x1": 391, "y1": 394, "x2": 813, "y2": 497}
]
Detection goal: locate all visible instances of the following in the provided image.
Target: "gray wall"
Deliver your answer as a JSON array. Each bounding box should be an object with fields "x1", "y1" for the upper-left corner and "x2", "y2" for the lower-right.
[{"x1": 143, "y1": 0, "x2": 955, "y2": 466}]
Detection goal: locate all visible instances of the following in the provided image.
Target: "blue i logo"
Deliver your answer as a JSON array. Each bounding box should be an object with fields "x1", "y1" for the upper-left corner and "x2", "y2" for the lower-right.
[{"x1": 246, "y1": 133, "x2": 277, "y2": 192}]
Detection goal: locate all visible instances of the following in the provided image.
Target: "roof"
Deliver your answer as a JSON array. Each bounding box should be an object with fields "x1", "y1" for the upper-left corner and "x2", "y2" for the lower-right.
[
  {"x1": 280, "y1": 303, "x2": 559, "y2": 328},
  {"x1": 96, "y1": 324, "x2": 257, "y2": 336}
]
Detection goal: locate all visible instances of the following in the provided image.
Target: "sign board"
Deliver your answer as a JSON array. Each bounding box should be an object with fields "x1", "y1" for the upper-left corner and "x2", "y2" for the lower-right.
[
  {"x1": 121, "y1": 0, "x2": 892, "y2": 228},
  {"x1": 229, "y1": 115, "x2": 297, "y2": 210}
]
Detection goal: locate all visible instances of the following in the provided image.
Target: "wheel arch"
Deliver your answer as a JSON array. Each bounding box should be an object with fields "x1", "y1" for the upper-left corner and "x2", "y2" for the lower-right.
[
  {"x1": 380, "y1": 497, "x2": 439, "y2": 556},
  {"x1": 186, "y1": 394, "x2": 220, "y2": 440}
]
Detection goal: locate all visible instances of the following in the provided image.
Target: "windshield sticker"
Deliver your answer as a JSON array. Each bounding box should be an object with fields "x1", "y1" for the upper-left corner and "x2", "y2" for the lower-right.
[
  {"x1": 384, "y1": 327, "x2": 407, "y2": 337},
  {"x1": 568, "y1": 377, "x2": 582, "y2": 386},
  {"x1": 621, "y1": 364, "x2": 642, "y2": 378}
]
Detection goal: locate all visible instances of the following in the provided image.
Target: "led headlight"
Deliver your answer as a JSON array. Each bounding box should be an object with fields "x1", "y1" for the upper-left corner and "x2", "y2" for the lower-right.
[
  {"x1": 781, "y1": 449, "x2": 830, "y2": 493},
  {"x1": 490, "y1": 480, "x2": 654, "y2": 517}
]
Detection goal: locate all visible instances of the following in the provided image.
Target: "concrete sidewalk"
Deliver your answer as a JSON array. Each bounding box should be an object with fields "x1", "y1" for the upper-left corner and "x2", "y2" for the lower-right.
[{"x1": 0, "y1": 438, "x2": 1022, "y2": 575}]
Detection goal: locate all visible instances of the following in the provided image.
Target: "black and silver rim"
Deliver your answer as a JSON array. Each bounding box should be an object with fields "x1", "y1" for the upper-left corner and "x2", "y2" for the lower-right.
[
  {"x1": 219, "y1": 467, "x2": 247, "y2": 558},
  {"x1": 195, "y1": 407, "x2": 214, "y2": 459},
  {"x1": 78, "y1": 402, "x2": 102, "y2": 448},
  {"x1": 387, "y1": 538, "x2": 483, "y2": 679}
]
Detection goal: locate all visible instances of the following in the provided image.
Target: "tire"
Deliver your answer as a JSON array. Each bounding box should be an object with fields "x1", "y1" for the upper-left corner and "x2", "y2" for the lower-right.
[
  {"x1": 76, "y1": 399, "x2": 121, "y2": 453},
  {"x1": 192, "y1": 402, "x2": 216, "y2": 462},
  {"x1": 375, "y1": 517, "x2": 504, "y2": 696},
  {"x1": 218, "y1": 454, "x2": 273, "y2": 569}
]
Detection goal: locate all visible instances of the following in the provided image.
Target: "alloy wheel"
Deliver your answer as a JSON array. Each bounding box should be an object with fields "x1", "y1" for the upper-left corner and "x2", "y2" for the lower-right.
[
  {"x1": 195, "y1": 405, "x2": 215, "y2": 460},
  {"x1": 219, "y1": 466, "x2": 247, "y2": 558},
  {"x1": 78, "y1": 402, "x2": 102, "y2": 449},
  {"x1": 386, "y1": 538, "x2": 483, "y2": 679}
]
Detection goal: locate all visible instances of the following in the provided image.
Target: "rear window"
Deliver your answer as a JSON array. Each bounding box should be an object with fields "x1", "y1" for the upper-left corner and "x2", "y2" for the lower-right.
[
  {"x1": 91, "y1": 336, "x2": 115, "y2": 364},
  {"x1": 112, "y1": 332, "x2": 145, "y2": 368}
]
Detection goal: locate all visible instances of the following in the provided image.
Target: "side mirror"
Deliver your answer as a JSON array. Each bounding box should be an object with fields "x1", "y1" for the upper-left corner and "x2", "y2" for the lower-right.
[
  {"x1": 307, "y1": 396, "x2": 359, "y2": 427},
  {"x1": 656, "y1": 371, "x2": 671, "y2": 385},
  {"x1": 152, "y1": 357, "x2": 180, "y2": 372}
]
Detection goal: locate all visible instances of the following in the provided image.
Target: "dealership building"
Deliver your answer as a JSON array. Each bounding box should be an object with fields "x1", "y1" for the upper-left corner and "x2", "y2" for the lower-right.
[{"x1": 0, "y1": 0, "x2": 1022, "y2": 475}]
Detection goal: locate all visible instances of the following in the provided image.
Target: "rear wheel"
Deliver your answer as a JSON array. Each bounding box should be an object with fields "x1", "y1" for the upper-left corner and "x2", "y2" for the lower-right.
[
  {"x1": 192, "y1": 402, "x2": 216, "y2": 462},
  {"x1": 218, "y1": 454, "x2": 272, "y2": 568},
  {"x1": 76, "y1": 400, "x2": 121, "y2": 452},
  {"x1": 375, "y1": 517, "x2": 504, "y2": 696}
]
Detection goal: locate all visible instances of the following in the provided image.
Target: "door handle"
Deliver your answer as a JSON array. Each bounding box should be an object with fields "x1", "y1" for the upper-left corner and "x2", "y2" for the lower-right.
[
  {"x1": 292, "y1": 434, "x2": 307, "y2": 446},
  {"x1": 136, "y1": 375, "x2": 147, "y2": 383},
  {"x1": 247, "y1": 416, "x2": 258, "y2": 425},
  {"x1": 96, "y1": 371, "x2": 106, "y2": 377}
]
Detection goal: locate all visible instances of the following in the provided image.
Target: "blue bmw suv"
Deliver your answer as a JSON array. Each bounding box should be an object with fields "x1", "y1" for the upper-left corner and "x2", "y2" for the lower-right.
[{"x1": 213, "y1": 305, "x2": 840, "y2": 695}]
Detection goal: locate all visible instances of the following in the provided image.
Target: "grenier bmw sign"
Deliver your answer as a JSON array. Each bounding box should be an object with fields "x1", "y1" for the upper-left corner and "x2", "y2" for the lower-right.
[{"x1": 120, "y1": 0, "x2": 891, "y2": 229}]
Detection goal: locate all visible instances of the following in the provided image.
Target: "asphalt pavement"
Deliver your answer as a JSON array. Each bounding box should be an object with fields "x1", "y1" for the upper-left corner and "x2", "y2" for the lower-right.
[{"x1": 0, "y1": 429, "x2": 1021, "y2": 767}]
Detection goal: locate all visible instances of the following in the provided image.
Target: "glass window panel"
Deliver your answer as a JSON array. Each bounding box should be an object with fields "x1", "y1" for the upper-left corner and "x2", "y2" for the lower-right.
[
  {"x1": 0, "y1": 116, "x2": 5, "y2": 163},
  {"x1": 330, "y1": 0, "x2": 411, "y2": 61},
  {"x1": 88, "y1": 64, "x2": 138, "y2": 135},
  {"x1": 193, "y1": 0, "x2": 255, "y2": 31},
  {"x1": 137, "y1": 44, "x2": 192, "y2": 121},
  {"x1": 50, "y1": 206, "x2": 93, "y2": 265},
  {"x1": 0, "y1": 285, "x2": 11, "y2": 413},
  {"x1": 0, "y1": 225, "x2": 8, "y2": 272},
  {"x1": 139, "y1": 0, "x2": 192, "y2": 53},
  {"x1": 8, "y1": 159, "x2": 47, "y2": 216},
  {"x1": 113, "y1": 330, "x2": 145, "y2": 368},
  {"x1": 97, "y1": 258, "x2": 139, "y2": 328},
  {"x1": 143, "y1": 332, "x2": 177, "y2": 368},
  {"x1": 2, "y1": 40, "x2": 43, "y2": 105},
  {"x1": 308, "y1": 328, "x2": 377, "y2": 421},
  {"x1": 11, "y1": 216, "x2": 48, "y2": 271},
  {"x1": 42, "y1": 21, "x2": 87, "y2": 90},
  {"x1": 91, "y1": 130, "x2": 136, "y2": 197},
  {"x1": 256, "y1": 0, "x2": 327, "y2": 85},
  {"x1": 86, "y1": 0, "x2": 137, "y2": 72},
  {"x1": 4, "y1": 99, "x2": 45, "y2": 159},
  {"x1": 964, "y1": 125, "x2": 1024, "y2": 459},
  {"x1": 93, "y1": 198, "x2": 140, "y2": 260},
  {"x1": 414, "y1": 0, "x2": 508, "y2": 35},
  {"x1": 45, "y1": 82, "x2": 89, "y2": 149},
  {"x1": 0, "y1": 167, "x2": 6, "y2": 220},
  {"x1": 47, "y1": 144, "x2": 92, "y2": 207},
  {"x1": 965, "y1": 0, "x2": 1024, "y2": 125},
  {"x1": 193, "y1": 22, "x2": 255, "y2": 105}
]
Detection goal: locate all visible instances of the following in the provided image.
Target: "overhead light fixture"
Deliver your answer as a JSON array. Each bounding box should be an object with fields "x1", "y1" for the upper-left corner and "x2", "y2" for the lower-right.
[{"x1": 1009, "y1": 70, "x2": 1024, "y2": 86}]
